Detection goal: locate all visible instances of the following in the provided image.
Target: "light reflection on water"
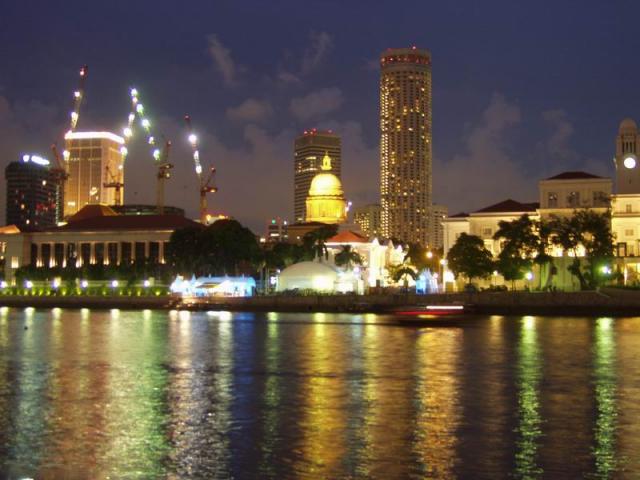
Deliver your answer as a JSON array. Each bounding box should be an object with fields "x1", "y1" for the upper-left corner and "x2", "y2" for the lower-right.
[{"x1": 1, "y1": 310, "x2": 640, "y2": 478}]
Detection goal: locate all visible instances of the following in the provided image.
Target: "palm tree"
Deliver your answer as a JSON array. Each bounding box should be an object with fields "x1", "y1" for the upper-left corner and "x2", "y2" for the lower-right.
[
  {"x1": 334, "y1": 245, "x2": 363, "y2": 270},
  {"x1": 391, "y1": 265, "x2": 418, "y2": 291}
]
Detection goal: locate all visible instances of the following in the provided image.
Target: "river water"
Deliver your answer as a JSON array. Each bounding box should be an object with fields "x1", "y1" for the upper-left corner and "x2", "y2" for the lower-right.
[{"x1": 0, "y1": 308, "x2": 639, "y2": 479}]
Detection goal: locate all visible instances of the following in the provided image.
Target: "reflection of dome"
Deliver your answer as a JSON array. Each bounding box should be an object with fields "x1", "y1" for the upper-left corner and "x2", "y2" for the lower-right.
[
  {"x1": 277, "y1": 261, "x2": 338, "y2": 292},
  {"x1": 619, "y1": 118, "x2": 638, "y2": 133},
  {"x1": 305, "y1": 152, "x2": 347, "y2": 224}
]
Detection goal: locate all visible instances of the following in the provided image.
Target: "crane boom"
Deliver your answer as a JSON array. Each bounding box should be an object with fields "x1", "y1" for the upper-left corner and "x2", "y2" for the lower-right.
[{"x1": 184, "y1": 114, "x2": 217, "y2": 224}]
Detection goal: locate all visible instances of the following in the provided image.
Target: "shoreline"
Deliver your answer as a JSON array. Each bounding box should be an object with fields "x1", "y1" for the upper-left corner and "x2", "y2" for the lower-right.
[{"x1": 0, "y1": 288, "x2": 639, "y2": 316}]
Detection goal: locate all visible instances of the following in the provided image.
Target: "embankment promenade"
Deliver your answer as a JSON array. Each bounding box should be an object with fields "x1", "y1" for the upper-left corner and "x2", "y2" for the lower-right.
[{"x1": 1, "y1": 288, "x2": 639, "y2": 316}]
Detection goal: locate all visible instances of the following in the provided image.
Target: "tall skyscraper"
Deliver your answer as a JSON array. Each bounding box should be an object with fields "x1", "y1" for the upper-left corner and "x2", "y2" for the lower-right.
[
  {"x1": 353, "y1": 203, "x2": 382, "y2": 238},
  {"x1": 5, "y1": 155, "x2": 63, "y2": 229},
  {"x1": 380, "y1": 47, "x2": 432, "y2": 244},
  {"x1": 294, "y1": 129, "x2": 341, "y2": 223},
  {"x1": 63, "y1": 131, "x2": 125, "y2": 218},
  {"x1": 429, "y1": 204, "x2": 448, "y2": 249}
]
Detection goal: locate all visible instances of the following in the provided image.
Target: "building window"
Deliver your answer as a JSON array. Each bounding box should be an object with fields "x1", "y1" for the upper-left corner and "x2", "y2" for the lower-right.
[
  {"x1": 625, "y1": 229, "x2": 634, "y2": 237},
  {"x1": 80, "y1": 243, "x2": 91, "y2": 266},
  {"x1": 54, "y1": 243, "x2": 64, "y2": 267},
  {"x1": 482, "y1": 227, "x2": 492, "y2": 237},
  {"x1": 567, "y1": 191, "x2": 580, "y2": 208},
  {"x1": 95, "y1": 243, "x2": 105, "y2": 265},
  {"x1": 547, "y1": 192, "x2": 558, "y2": 208},
  {"x1": 107, "y1": 243, "x2": 118, "y2": 265},
  {"x1": 626, "y1": 204, "x2": 632, "y2": 213},
  {"x1": 135, "y1": 242, "x2": 146, "y2": 262},
  {"x1": 617, "y1": 242, "x2": 627, "y2": 257},
  {"x1": 593, "y1": 191, "x2": 609, "y2": 207},
  {"x1": 121, "y1": 242, "x2": 132, "y2": 264}
]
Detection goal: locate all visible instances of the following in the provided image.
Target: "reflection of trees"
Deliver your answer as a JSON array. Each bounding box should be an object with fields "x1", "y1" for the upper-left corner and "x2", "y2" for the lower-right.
[
  {"x1": 414, "y1": 329, "x2": 462, "y2": 478},
  {"x1": 514, "y1": 317, "x2": 542, "y2": 478}
]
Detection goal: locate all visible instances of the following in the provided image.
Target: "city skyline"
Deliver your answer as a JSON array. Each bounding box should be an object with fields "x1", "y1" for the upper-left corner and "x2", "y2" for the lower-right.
[{"x1": 1, "y1": 2, "x2": 640, "y2": 232}]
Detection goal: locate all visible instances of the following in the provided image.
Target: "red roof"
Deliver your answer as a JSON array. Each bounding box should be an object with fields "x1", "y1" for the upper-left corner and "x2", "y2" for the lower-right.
[
  {"x1": 327, "y1": 230, "x2": 369, "y2": 243},
  {"x1": 474, "y1": 199, "x2": 539, "y2": 214},
  {"x1": 57, "y1": 214, "x2": 201, "y2": 232},
  {"x1": 545, "y1": 171, "x2": 603, "y2": 180}
]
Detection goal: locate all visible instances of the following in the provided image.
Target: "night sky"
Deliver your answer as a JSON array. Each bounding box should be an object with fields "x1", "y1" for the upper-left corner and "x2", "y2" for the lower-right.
[{"x1": 1, "y1": 1, "x2": 639, "y2": 232}]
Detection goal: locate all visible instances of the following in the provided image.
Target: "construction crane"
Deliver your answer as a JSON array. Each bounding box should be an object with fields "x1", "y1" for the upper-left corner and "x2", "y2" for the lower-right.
[
  {"x1": 103, "y1": 165, "x2": 124, "y2": 205},
  {"x1": 154, "y1": 138, "x2": 173, "y2": 215},
  {"x1": 51, "y1": 65, "x2": 88, "y2": 215},
  {"x1": 113, "y1": 87, "x2": 174, "y2": 213},
  {"x1": 184, "y1": 114, "x2": 217, "y2": 224}
]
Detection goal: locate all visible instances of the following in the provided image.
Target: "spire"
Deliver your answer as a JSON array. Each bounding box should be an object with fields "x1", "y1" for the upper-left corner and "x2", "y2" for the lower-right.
[{"x1": 321, "y1": 151, "x2": 332, "y2": 171}]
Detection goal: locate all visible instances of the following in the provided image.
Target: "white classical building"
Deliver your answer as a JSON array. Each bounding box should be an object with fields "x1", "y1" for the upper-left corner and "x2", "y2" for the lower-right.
[
  {"x1": 442, "y1": 118, "x2": 640, "y2": 289},
  {"x1": 277, "y1": 230, "x2": 407, "y2": 293}
]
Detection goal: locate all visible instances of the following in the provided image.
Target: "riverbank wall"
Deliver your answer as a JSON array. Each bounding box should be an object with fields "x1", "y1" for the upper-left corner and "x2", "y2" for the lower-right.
[{"x1": 0, "y1": 288, "x2": 639, "y2": 316}]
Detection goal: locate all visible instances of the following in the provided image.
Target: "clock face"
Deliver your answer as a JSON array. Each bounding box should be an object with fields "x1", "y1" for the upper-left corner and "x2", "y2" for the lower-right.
[{"x1": 624, "y1": 156, "x2": 637, "y2": 169}]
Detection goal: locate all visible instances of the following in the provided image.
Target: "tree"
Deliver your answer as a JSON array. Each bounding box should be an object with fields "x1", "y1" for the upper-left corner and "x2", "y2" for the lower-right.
[
  {"x1": 446, "y1": 233, "x2": 494, "y2": 284},
  {"x1": 493, "y1": 214, "x2": 538, "y2": 290},
  {"x1": 334, "y1": 245, "x2": 363, "y2": 270},
  {"x1": 403, "y1": 243, "x2": 430, "y2": 272},
  {"x1": 549, "y1": 210, "x2": 614, "y2": 290},
  {"x1": 302, "y1": 224, "x2": 338, "y2": 261},
  {"x1": 167, "y1": 220, "x2": 260, "y2": 276},
  {"x1": 390, "y1": 264, "x2": 417, "y2": 291}
]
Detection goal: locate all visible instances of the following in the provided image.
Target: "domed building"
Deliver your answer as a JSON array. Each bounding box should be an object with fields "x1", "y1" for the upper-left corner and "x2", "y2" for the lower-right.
[
  {"x1": 305, "y1": 153, "x2": 347, "y2": 224},
  {"x1": 276, "y1": 261, "x2": 339, "y2": 292}
]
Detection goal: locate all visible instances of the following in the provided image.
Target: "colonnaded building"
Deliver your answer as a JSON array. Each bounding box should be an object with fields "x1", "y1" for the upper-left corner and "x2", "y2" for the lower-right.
[
  {"x1": 442, "y1": 118, "x2": 640, "y2": 290},
  {"x1": 0, "y1": 204, "x2": 199, "y2": 283}
]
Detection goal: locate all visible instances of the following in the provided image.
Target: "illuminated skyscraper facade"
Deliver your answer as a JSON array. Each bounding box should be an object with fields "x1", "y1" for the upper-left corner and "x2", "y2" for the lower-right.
[
  {"x1": 63, "y1": 131, "x2": 125, "y2": 217},
  {"x1": 5, "y1": 155, "x2": 63, "y2": 229},
  {"x1": 380, "y1": 47, "x2": 432, "y2": 244},
  {"x1": 294, "y1": 130, "x2": 341, "y2": 223}
]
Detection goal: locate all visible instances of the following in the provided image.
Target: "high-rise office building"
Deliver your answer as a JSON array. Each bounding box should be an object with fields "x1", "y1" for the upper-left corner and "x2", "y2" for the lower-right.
[
  {"x1": 63, "y1": 131, "x2": 125, "y2": 218},
  {"x1": 353, "y1": 203, "x2": 382, "y2": 238},
  {"x1": 380, "y1": 47, "x2": 432, "y2": 244},
  {"x1": 5, "y1": 154, "x2": 64, "y2": 229},
  {"x1": 429, "y1": 204, "x2": 448, "y2": 249},
  {"x1": 294, "y1": 129, "x2": 341, "y2": 223}
]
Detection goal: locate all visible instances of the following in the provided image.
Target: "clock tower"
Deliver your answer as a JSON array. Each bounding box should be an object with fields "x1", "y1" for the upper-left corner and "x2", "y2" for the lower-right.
[{"x1": 615, "y1": 118, "x2": 640, "y2": 194}]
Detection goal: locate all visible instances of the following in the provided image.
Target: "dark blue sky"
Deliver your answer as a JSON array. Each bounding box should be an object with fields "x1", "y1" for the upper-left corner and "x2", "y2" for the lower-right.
[{"x1": 1, "y1": 1, "x2": 639, "y2": 231}]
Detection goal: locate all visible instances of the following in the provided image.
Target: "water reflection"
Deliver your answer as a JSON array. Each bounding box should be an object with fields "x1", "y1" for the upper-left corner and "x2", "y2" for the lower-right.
[
  {"x1": 1, "y1": 310, "x2": 640, "y2": 478},
  {"x1": 592, "y1": 317, "x2": 617, "y2": 477},
  {"x1": 514, "y1": 316, "x2": 542, "y2": 478}
]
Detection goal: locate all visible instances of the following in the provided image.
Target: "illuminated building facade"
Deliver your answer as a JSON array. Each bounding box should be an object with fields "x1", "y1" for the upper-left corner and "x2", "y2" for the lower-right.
[
  {"x1": 353, "y1": 203, "x2": 381, "y2": 238},
  {"x1": 5, "y1": 155, "x2": 63, "y2": 229},
  {"x1": 614, "y1": 118, "x2": 640, "y2": 194},
  {"x1": 63, "y1": 131, "x2": 125, "y2": 218},
  {"x1": 266, "y1": 217, "x2": 289, "y2": 243},
  {"x1": 294, "y1": 130, "x2": 341, "y2": 223},
  {"x1": 305, "y1": 153, "x2": 347, "y2": 224},
  {"x1": 430, "y1": 204, "x2": 448, "y2": 249},
  {"x1": 0, "y1": 204, "x2": 199, "y2": 283},
  {"x1": 380, "y1": 47, "x2": 432, "y2": 245}
]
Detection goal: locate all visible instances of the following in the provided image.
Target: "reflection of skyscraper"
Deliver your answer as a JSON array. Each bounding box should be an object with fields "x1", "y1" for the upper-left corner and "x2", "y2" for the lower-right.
[
  {"x1": 294, "y1": 130, "x2": 341, "y2": 223},
  {"x1": 63, "y1": 131, "x2": 125, "y2": 218},
  {"x1": 380, "y1": 47, "x2": 432, "y2": 244}
]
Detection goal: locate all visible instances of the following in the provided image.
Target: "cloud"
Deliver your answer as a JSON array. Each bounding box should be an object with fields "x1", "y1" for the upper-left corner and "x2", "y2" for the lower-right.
[
  {"x1": 226, "y1": 98, "x2": 273, "y2": 123},
  {"x1": 207, "y1": 34, "x2": 238, "y2": 86},
  {"x1": 541, "y1": 109, "x2": 577, "y2": 161},
  {"x1": 433, "y1": 93, "x2": 533, "y2": 214},
  {"x1": 277, "y1": 70, "x2": 301, "y2": 84},
  {"x1": 289, "y1": 87, "x2": 344, "y2": 121},
  {"x1": 301, "y1": 31, "x2": 333, "y2": 74}
]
